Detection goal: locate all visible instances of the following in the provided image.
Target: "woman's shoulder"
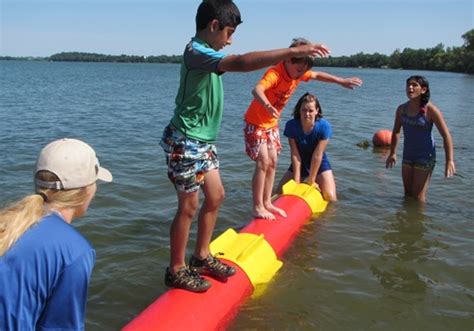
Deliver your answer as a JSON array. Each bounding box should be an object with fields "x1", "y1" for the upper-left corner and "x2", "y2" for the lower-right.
[
  {"x1": 285, "y1": 118, "x2": 299, "y2": 127},
  {"x1": 39, "y1": 214, "x2": 93, "y2": 251},
  {"x1": 284, "y1": 118, "x2": 302, "y2": 137},
  {"x1": 317, "y1": 118, "x2": 331, "y2": 129},
  {"x1": 6, "y1": 214, "x2": 93, "y2": 268},
  {"x1": 425, "y1": 101, "x2": 443, "y2": 121},
  {"x1": 425, "y1": 101, "x2": 440, "y2": 113}
]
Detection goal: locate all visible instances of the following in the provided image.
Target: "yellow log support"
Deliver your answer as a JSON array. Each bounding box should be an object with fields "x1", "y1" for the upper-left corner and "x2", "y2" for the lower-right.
[
  {"x1": 281, "y1": 180, "x2": 328, "y2": 214},
  {"x1": 210, "y1": 229, "x2": 282, "y2": 288}
]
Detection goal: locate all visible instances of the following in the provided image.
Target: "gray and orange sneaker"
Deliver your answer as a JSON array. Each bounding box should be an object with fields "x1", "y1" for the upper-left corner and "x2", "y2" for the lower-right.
[
  {"x1": 164, "y1": 266, "x2": 211, "y2": 293},
  {"x1": 189, "y1": 254, "x2": 236, "y2": 280}
]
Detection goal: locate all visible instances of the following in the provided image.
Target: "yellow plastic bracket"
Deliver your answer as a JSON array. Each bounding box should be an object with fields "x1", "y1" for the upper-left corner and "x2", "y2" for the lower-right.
[
  {"x1": 281, "y1": 179, "x2": 328, "y2": 214},
  {"x1": 210, "y1": 228, "x2": 283, "y2": 288}
]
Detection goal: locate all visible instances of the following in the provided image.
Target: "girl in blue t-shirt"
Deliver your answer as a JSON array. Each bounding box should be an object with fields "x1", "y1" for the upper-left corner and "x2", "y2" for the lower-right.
[{"x1": 276, "y1": 92, "x2": 337, "y2": 201}]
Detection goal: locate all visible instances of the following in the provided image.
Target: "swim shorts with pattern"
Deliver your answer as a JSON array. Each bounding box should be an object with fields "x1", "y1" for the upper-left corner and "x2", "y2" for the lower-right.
[
  {"x1": 160, "y1": 125, "x2": 219, "y2": 192},
  {"x1": 243, "y1": 122, "x2": 281, "y2": 161}
]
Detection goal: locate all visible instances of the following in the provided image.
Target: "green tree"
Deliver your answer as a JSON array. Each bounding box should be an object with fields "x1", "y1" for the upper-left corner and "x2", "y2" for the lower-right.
[{"x1": 461, "y1": 29, "x2": 474, "y2": 73}]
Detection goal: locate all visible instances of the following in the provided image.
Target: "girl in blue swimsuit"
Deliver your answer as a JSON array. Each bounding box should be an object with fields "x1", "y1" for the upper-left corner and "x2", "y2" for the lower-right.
[
  {"x1": 386, "y1": 76, "x2": 456, "y2": 202},
  {"x1": 276, "y1": 92, "x2": 337, "y2": 201}
]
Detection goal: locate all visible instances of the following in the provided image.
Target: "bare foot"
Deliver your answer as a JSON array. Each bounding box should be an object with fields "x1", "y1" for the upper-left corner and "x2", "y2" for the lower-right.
[
  {"x1": 265, "y1": 204, "x2": 287, "y2": 218},
  {"x1": 252, "y1": 207, "x2": 276, "y2": 220}
]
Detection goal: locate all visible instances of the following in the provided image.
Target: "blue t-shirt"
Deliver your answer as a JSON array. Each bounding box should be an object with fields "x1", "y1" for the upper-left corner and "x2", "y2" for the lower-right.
[
  {"x1": 284, "y1": 118, "x2": 332, "y2": 177},
  {"x1": 0, "y1": 213, "x2": 95, "y2": 331}
]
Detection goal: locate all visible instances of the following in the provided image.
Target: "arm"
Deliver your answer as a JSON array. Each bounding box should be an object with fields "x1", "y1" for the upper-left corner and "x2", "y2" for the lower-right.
[
  {"x1": 428, "y1": 103, "x2": 456, "y2": 177},
  {"x1": 386, "y1": 106, "x2": 403, "y2": 169},
  {"x1": 306, "y1": 139, "x2": 329, "y2": 186},
  {"x1": 311, "y1": 71, "x2": 363, "y2": 89},
  {"x1": 288, "y1": 138, "x2": 302, "y2": 183},
  {"x1": 252, "y1": 83, "x2": 280, "y2": 119},
  {"x1": 218, "y1": 43, "x2": 330, "y2": 73}
]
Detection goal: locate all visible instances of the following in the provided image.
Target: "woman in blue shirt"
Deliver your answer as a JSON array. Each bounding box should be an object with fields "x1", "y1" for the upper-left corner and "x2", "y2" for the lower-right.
[
  {"x1": 0, "y1": 138, "x2": 112, "y2": 331},
  {"x1": 276, "y1": 92, "x2": 337, "y2": 201}
]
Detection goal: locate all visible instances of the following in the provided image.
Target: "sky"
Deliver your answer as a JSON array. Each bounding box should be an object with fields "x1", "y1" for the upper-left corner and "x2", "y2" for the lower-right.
[{"x1": 1, "y1": 0, "x2": 473, "y2": 57}]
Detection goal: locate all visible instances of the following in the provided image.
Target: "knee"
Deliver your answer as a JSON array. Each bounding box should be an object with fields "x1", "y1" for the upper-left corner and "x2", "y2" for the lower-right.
[
  {"x1": 415, "y1": 193, "x2": 426, "y2": 203},
  {"x1": 267, "y1": 157, "x2": 277, "y2": 170},
  {"x1": 216, "y1": 188, "x2": 225, "y2": 205},
  {"x1": 206, "y1": 187, "x2": 225, "y2": 209},
  {"x1": 321, "y1": 186, "x2": 337, "y2": 202},
  {"x1": 256, "y1": 158, "x2": 270, "y2": 171},
  {"x1": 177, "y1": 200, "x2": 199, "y2": 220},
  {"x1": 323, "y1": 191, "x2": 337, "y2": 202}
]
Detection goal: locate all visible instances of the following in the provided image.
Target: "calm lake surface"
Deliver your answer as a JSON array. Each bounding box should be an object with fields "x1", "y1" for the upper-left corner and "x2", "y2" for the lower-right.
[{"x1": 1, "y1": 61, "x2": 473, "y2": 330}]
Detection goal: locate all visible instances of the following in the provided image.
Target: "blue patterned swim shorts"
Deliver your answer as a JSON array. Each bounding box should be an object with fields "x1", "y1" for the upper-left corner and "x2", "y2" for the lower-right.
[
  {"x1": 402, "y1": 154, "x2": 436, "y2": 171},
  {"x1": 160, "y1": 125, "x2": 219, "y2": 193}
]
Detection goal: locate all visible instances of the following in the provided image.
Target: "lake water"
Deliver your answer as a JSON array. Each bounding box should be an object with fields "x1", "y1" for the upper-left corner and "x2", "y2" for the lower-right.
[{"x1": 1, "y1": 61, "x2": 473, "y2": 330}]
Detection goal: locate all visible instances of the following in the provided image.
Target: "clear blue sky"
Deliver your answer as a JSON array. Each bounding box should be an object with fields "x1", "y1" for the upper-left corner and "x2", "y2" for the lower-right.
[{"x1": 1, "y1": 0, "x2": 473, "y2": 57}]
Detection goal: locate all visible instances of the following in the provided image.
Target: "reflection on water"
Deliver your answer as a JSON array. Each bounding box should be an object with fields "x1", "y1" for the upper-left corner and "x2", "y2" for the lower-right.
[
  {"x1": 372, "y1": 146, "x2": 391, "y2": 160},
  {"x1": 371, "y1": 200, "x2": 448, "y2": 293}
]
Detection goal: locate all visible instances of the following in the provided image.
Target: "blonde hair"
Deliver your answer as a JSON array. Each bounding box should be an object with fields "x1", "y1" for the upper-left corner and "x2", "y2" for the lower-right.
[{"x1": 0, "y1": 171, "x2": 90, "y2": 256}]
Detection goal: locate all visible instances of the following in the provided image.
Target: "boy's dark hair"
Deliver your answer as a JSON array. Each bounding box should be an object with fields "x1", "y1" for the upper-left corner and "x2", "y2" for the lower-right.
[
  {"x1": 293, "y1": 92, "x2": 323, "y2": 121},
  {"x1": 406, "y1": 75, "x2": 430, "y2": 106},
  {"x1": 289, "y1": 37, "x2": 315, "y2": 67},
  {"x1": 196, "y1": 0, "x2": 242, "y2": 31}
]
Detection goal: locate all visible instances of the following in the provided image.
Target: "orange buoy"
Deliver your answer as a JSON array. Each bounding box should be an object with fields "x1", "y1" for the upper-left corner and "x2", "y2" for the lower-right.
[{"x1": 372, "y1": 129, "x2": 392, "y2": 147}]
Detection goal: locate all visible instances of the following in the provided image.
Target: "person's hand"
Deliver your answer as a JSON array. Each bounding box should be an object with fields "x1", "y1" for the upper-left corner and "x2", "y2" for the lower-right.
[
  {"x1": 265, "y1": 104, "x2": 280, "y2": 119},
  {"x1": 386, "y1": 154, "x2": 396, "y2": 168},
  {"x1": 445, "y1": 160, "x2": 456, "y2": 178},
  {"x1": 304, "y1": 178, "x2": 321, "y2": 191},
  {"x1": 298, "y1": 43, "x2": 331, "y2": 58},
  {"x1": 341, "y1": 77, "x2": 363, "y2": 89}
]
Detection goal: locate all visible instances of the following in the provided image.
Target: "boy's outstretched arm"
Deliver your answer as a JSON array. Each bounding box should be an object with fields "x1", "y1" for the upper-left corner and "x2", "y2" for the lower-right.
[
  {"x1": 218, "y1": 44, "x2": 330, "y2": 73},
  {"x1": 312, "y1": 71, "x2": 363, "y2": 89}
]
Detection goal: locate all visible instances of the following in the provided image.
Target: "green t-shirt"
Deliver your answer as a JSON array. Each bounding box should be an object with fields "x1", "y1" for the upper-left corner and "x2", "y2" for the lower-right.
[{"x1": 170, "y1": 37, "x2": 225, "y2": 143}]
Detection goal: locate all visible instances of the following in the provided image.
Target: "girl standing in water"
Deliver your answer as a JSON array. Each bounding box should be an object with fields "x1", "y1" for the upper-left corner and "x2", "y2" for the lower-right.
[{"x1": 386, "y1": 75, "x2": 456, "y2": 202}]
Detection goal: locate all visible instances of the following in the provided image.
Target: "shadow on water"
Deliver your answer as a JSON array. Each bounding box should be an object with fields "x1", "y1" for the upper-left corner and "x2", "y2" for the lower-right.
[{"x1": 370, "y1": 199, "x2": 448, "y2": 294}]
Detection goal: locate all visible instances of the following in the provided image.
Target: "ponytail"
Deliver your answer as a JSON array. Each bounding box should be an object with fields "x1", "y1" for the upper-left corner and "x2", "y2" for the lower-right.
[
  {"x1": 0, "y1": 171, "x2": 91, "y2": 256},
  {"x1": 0, "y1": 195, "x2": 45, "y2": 256}
]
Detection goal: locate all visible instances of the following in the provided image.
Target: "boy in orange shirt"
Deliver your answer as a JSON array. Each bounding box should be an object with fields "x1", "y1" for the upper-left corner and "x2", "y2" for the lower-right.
[{"x1": 244, "y1": 38, "x2": 363, "y2": 219}]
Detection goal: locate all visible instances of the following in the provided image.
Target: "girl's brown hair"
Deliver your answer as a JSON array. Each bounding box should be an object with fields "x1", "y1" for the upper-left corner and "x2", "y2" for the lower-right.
[{"x1": 293, "y1": 92, "x2": 323, "y2": 121}]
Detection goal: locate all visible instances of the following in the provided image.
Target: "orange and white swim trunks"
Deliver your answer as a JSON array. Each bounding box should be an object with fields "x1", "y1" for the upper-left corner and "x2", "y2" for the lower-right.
[{"x1": 243, "y1": 122, "x2": 281, "y2": 161}]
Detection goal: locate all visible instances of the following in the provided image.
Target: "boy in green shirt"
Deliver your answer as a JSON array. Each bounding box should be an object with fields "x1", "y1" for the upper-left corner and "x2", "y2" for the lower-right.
[{"x1": 160, "y1": 0, "x2": 330, "y2": 292}]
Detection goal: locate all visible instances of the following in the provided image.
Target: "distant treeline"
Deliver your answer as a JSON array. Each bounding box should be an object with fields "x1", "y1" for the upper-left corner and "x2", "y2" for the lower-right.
[
  {"x1": 314, "y1": 29, "x2": 473, "y2": 74},
  {"x1": 0, "y1": 52, "x2": 182, "y2": 64},
  {"x1": 1, "y1": 29, "x2": 473, "y2": 74},
  {"x1": 49, "y1": 52, "x2": 183, "y2": 63}
]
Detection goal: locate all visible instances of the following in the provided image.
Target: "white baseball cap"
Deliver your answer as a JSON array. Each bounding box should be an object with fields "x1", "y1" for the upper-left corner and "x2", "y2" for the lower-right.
[{"x1": 35, "y1": 138, "x2": 113, "y2": 190}]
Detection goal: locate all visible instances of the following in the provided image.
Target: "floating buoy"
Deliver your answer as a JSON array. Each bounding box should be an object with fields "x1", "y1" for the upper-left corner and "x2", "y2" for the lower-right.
[{"x1": 372, "y1": 129, "x2": 392, "y2": 147}]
